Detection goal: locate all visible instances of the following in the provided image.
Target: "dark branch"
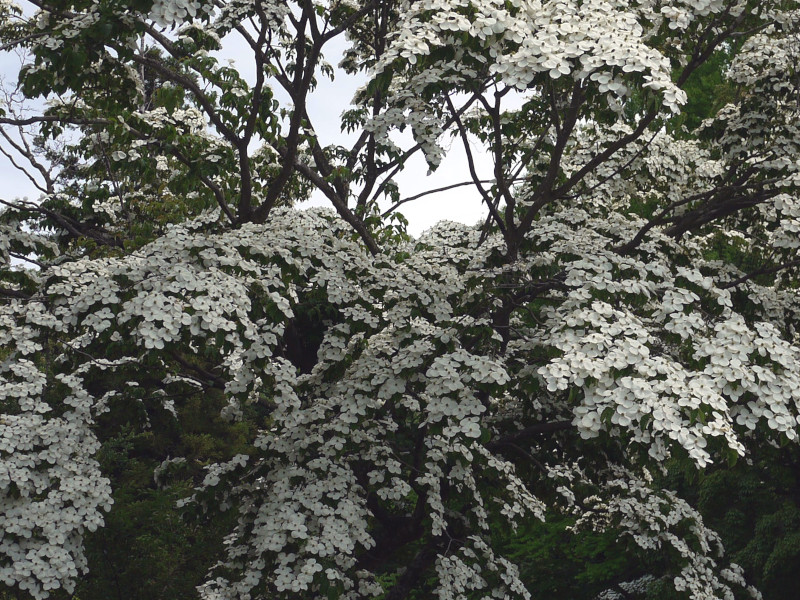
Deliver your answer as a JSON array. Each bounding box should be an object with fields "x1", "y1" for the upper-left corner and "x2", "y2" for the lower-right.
[
  {"x1": 486, "y1": 420, "x2": 574, "y2": 451},
  {"x1": 720, "y1": 257, "x2": 800, "y2": 289}
]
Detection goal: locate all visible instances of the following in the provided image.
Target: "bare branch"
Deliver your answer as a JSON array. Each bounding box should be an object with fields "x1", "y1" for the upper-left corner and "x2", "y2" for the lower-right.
[
  {"x1": 0, "y1": 135, "x2": 50, "y2": 194},
  {"x1": 291, "y1": 157, "x2": 380, "y2": 255},
  {"x1": 720, "y1": 257, "x2": 800, "y2": 289},
  {"x1": 445, "y1": 94, "x2": 507, "y2": 237},
  {"x1": 486, "y1": 420, "x2": 574, "y2": 451},
  {"x1": 382, "y1": 179, "x2": 499, "y2": 217}
]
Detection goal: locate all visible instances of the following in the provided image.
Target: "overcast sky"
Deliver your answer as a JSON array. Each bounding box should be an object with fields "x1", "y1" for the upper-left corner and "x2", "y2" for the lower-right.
[{"x1": 0, "y1": 21, "x2": 492, "y2": 238}]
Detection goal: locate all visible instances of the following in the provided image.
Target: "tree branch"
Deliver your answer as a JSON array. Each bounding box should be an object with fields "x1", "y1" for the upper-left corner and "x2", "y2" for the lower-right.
[
  {"x1": 486, "y1": 420, "x2": 574, "y2": 451},
  {"x1": 445, "y1": 94, "x2": 507, "y2": 238},
  {"x1": 720, "y1": 257, "x2": 800, "y2": 289}
]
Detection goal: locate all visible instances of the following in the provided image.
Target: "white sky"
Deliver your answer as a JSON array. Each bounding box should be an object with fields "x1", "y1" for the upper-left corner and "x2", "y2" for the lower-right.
[{"x1": 0, "y1": 21, "x2": 492, "y2": 238}]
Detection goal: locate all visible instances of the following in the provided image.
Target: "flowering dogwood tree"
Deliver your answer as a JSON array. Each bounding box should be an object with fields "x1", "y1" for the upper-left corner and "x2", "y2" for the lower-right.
[{"x1": 1, "y1": 0, "x2": 799, "y2": 598}]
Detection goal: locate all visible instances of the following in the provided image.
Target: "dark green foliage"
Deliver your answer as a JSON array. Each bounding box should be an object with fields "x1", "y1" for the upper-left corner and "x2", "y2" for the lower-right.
[
  {"x1": 503, "y1": 515, "x2": 633, "y2": 599},
  {"x1": 659, "y1": 446, "x2": 800, "y2": 600},
  {"x1": 672, "y1": 46, "x2": 737, "y2": 135},
  {"x1": 46, "y1": 383, "x2": 259, "y2": 600}
]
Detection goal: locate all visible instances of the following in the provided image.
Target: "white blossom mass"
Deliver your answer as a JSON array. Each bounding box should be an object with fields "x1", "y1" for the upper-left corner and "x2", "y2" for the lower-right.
[{"x1": 1, "y1": 0, "x2": 799, "y2": 599}]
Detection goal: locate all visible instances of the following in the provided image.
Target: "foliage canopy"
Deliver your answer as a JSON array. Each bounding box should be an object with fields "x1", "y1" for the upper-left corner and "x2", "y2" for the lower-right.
[{"x1": 1, "y1": 0, "x2": 800, "y2": 599}]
